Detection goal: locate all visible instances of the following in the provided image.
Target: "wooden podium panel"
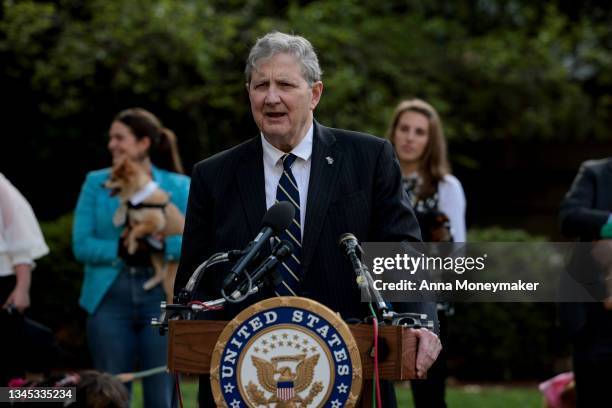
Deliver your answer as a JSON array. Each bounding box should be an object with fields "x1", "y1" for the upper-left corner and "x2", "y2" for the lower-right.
[{"x1": 168, "y1": 320, "x2": 417, "y2": 380}]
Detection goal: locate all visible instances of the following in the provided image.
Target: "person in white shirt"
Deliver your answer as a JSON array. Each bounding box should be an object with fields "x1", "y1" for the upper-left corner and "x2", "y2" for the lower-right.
[
  {"x1": 387, "y1": 98, "x2": 467, "y2": 408},
  {"x1": 0, "y1": 172, "x2": 49, "y2": 385},
  {"x1": 388, "y1": 99, "x2": 466, "y2": 243}
]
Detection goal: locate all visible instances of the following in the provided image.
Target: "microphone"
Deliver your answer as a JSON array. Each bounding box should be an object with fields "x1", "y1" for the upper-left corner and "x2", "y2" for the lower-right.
[
  {"x1": 338, "y1": 233, "x2": 367, "y2": 289},
  {"x1": 230, "y1": 240, "x2": 294, "y2": 300},
  {"x1": 339, "y1": 232, "x2": 389, "y2": 312},
  {"x1": 222, "y1": 201, "x2": 295, "y2": 290}
]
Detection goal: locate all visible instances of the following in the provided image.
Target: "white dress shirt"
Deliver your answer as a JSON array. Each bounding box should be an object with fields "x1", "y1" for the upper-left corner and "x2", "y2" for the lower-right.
[{"x1": 261, "y1": 123, "x2": 313, "y2": 238}]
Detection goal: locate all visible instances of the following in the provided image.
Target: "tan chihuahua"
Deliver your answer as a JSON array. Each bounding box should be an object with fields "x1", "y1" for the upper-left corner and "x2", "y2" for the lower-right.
[{"x1": 104, "y1": 158, "x2": 184, "y2": 302}]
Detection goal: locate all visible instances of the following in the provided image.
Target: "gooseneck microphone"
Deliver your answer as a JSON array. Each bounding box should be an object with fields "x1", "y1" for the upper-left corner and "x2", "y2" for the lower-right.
[
  {"x1": 338, "y1": 233, "x2": 367, "y2": 289},
  {"x1": 222, "y1": 201, "x2": 295, "y2": 291},
  {"x1": 339, "y1": 232, "x2": 389, "y2": 312}
]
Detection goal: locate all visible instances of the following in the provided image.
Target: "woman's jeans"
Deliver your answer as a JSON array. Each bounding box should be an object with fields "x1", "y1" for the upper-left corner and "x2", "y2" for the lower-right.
[{"x1": 87, "y1": 266, "x2": 172, "y2": 407}]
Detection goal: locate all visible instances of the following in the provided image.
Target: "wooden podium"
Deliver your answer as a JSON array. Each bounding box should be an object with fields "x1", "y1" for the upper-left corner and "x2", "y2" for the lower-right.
[{"x1": 167, "y1": 320, "x2": 418, "y2": 407}]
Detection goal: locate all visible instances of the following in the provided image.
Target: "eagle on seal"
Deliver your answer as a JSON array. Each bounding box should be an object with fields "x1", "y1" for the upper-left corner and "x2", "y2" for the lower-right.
[{"x1": 248, "y1": 354, "x2": 321, "y2": 407}]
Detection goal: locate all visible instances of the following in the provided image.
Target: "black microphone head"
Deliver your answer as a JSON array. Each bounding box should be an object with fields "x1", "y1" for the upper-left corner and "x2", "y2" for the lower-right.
[
  {"x1": 263, "y1": 201, "x2": 295, "y2": 234},
  {"x1": 275, "y1": 240, "x2": 294, "y2": 258}
]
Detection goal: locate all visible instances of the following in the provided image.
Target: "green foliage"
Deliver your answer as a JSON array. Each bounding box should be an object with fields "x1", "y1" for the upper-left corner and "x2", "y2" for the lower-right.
[
  {"x1": 31, "y1": 213, "x2": 88, "y2": 367},
  {"x1": 468, "y1": 226, "x2": 547, "y2": 242},
  {"x1": 449, "y1": 301, "x2": 561, "y2": 381},
  {"x1": 448, "y1": 227, "x2": 568, "y2": 381},
  {"x1": 2, "y1": 0, "x2": 612, "y2": 168},
  {"x1": 396, "y1": 384, "x2": 542, "y2": 408}
]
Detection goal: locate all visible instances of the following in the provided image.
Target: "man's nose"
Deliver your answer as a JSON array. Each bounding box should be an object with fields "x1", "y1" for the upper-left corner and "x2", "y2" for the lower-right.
[{"x1": 264, "y1": 86, "x2": 281, "y2": 104}]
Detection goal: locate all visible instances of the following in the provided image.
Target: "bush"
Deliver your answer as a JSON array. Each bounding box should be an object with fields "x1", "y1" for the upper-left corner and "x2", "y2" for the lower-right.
[
  {"x1": 31, "y1": 213, "x2": 90, "y2": 369},
  {"x1": 447, "y1": 227, "x2": 569, "y2": 381},
  {"x1": 467, "y1": 226, "x2": 547, "y2": 243}
]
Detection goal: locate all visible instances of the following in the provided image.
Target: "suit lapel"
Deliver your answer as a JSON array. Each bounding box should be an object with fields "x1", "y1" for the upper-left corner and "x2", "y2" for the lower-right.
[
  {"x1": 302, "y1": 122, "x2": 342, "y2": 270},
  {"x1": 237, "y1": 137, "x2": 267, "y2": 237}
]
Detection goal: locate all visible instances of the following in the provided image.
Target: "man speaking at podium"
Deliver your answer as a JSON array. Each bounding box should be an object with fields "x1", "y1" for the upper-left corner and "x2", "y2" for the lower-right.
[{"x1": 175, "y1": 31, "x2": 441, "y2": 407}]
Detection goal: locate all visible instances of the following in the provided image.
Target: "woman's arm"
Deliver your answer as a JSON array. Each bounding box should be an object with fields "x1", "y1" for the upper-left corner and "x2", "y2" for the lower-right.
[
  {"x1": 72, "y1": 172, "x2": 119, "y2": 264},
  {"x1": 438, "y1": 175, "x2": 467, "y2": 242},
  {"x1": 164, "y1": 175, "x2": 191, "y2": 261},
  {"x1": 0, "y1": 174, "x2": 48, "y2": 312},
  {"x1": 560, "y1": 161, "x2": 610, "y2": 239}
]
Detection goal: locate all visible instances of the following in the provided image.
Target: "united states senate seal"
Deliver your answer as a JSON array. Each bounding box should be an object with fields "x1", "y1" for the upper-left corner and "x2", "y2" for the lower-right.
[{"x1": 210, "y1": 297, "x2": 362, "y2": 407}]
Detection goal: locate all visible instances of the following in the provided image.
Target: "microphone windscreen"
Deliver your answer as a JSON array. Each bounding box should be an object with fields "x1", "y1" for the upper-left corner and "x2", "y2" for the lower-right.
[{"x1": 262, "y1": 201, "x2": 295, "y2": 233}]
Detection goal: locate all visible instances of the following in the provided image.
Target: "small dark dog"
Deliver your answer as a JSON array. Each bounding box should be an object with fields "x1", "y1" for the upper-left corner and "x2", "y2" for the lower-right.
[{"x1": 417, "y1": 210, "x2": 452, "y2": 242}]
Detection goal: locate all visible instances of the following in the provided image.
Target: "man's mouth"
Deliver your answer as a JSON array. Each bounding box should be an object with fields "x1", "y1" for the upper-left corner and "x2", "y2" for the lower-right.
[
  {"x1": 265, "y1": 112, "x2": 286, "y2": 118},
  {"x1": 109, "y1": 187, "x2": 121, "y2": 197}
]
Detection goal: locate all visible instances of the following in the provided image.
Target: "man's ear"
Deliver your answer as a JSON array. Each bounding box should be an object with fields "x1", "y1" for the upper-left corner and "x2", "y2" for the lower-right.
[
  {"x1": 310, "y1": 81, "x2": 324, "y2": 110},
  {"x1": 246, "y1": 82, "x2": 253, "y2": 103}
]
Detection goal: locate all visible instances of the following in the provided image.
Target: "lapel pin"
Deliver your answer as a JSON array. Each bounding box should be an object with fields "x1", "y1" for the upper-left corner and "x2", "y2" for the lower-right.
[{"x1": 326, "y1": 156, "x2": 334, "y2": 165}]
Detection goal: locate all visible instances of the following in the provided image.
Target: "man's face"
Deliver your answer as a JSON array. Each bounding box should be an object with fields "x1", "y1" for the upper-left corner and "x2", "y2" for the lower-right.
[{"x1": 248, "y1": 53, "x2": 323, "y2": 151}]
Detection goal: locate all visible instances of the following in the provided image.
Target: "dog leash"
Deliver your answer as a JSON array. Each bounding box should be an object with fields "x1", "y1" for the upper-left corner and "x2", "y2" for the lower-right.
[{"x1": 115, "y1": 365, "x2": 167, "y2": 383}]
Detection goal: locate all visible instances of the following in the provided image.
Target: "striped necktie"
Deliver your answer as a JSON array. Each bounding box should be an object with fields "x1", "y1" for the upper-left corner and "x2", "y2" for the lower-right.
[{"x1": 275, "y1": 153, "x2": 302, "y2": 296}]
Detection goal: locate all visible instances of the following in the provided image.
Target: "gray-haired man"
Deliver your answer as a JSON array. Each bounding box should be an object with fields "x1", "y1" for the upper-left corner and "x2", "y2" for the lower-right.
[{"x1": 176, "y1": 31, "x2": 441, "y2": 407}]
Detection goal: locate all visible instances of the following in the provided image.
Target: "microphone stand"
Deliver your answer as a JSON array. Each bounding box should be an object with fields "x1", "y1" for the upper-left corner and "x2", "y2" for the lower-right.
[
  {"x1": 176, "y1": 250, "x2": 240, "y2": 305},
  {"x1": 154, "y1": 242, "x2": 290, "y2": 335},
  {"x1": 358, "y1": 249, "x2": 435, "y2": 330},
  {"x1": 152, "y1": 285, "x2": 264, "y2": 335},
  {"x1": 155, "y1": 250, "x2": 239, "y2": 335}
]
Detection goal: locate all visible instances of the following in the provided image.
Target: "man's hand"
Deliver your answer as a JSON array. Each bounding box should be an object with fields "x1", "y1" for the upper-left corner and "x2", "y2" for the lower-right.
[
  {"x1": 591, "y1": 239, "x2": 612, "y2": 267},
  {"x1": 591, "y1": 240, "x2": 612, "y2": 310},
  {"x1": 605, "y1": 273, "x2": 612, "y2": 311},
  {"x1": 410, "y1": 328, "x2": 442, "y2": 379}
]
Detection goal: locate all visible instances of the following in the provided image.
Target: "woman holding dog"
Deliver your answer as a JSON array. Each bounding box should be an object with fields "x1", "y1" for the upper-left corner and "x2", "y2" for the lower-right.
[
  {"x1": 387, "y1": 98, "x2": 466, "y2": 407},
  {"x1": 73, "y1": 108, "x2": 189, "y2": 407}
]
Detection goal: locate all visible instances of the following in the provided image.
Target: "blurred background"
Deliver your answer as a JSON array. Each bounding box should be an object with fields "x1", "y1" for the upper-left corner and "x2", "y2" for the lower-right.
[{"x1": 2, "y1": 0, "x2": 612, "y2": 405}]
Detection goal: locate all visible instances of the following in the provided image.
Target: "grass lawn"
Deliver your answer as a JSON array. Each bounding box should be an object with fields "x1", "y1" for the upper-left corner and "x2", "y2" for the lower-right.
[
  {"x1": 396, "y1": 383, "x2": 542, "y2": 407},
  {"x1": 130, "y1": 380, "x2": 542, "y2": 407}
]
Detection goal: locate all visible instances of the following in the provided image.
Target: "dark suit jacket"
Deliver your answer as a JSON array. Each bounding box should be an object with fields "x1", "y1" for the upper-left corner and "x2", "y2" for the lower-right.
[
  {"x1": 175, "y1": 121, "x2": 436, "y2": 405},
  {"x1": 559, "y1": 158, "x2": 612, "y2": 357}
]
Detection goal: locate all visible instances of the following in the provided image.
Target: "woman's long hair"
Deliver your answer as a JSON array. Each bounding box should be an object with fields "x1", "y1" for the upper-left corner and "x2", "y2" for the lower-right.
[
  {"x1": 114, "y1": 108, "x2": 185, "y2": 174},
  {"x1": 386, "y1": 99, "x2": 450, "y2": 200}
]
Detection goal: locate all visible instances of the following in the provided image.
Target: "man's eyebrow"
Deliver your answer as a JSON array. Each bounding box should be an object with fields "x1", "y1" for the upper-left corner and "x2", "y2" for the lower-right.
[{"x1": 274, "y1": 76, "x2": 298, "y2": 83}]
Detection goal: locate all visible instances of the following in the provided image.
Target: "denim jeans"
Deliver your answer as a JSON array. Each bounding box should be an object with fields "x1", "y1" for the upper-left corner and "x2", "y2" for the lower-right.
[{"x1": 87, "y1": 267, "x2": 172, "y2": 407}]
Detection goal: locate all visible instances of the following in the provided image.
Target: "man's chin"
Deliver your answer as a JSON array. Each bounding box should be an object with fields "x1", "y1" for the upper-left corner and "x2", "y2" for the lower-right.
[{"x1": 261, "y1": 125, "x2": 290, "y2": 140}]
